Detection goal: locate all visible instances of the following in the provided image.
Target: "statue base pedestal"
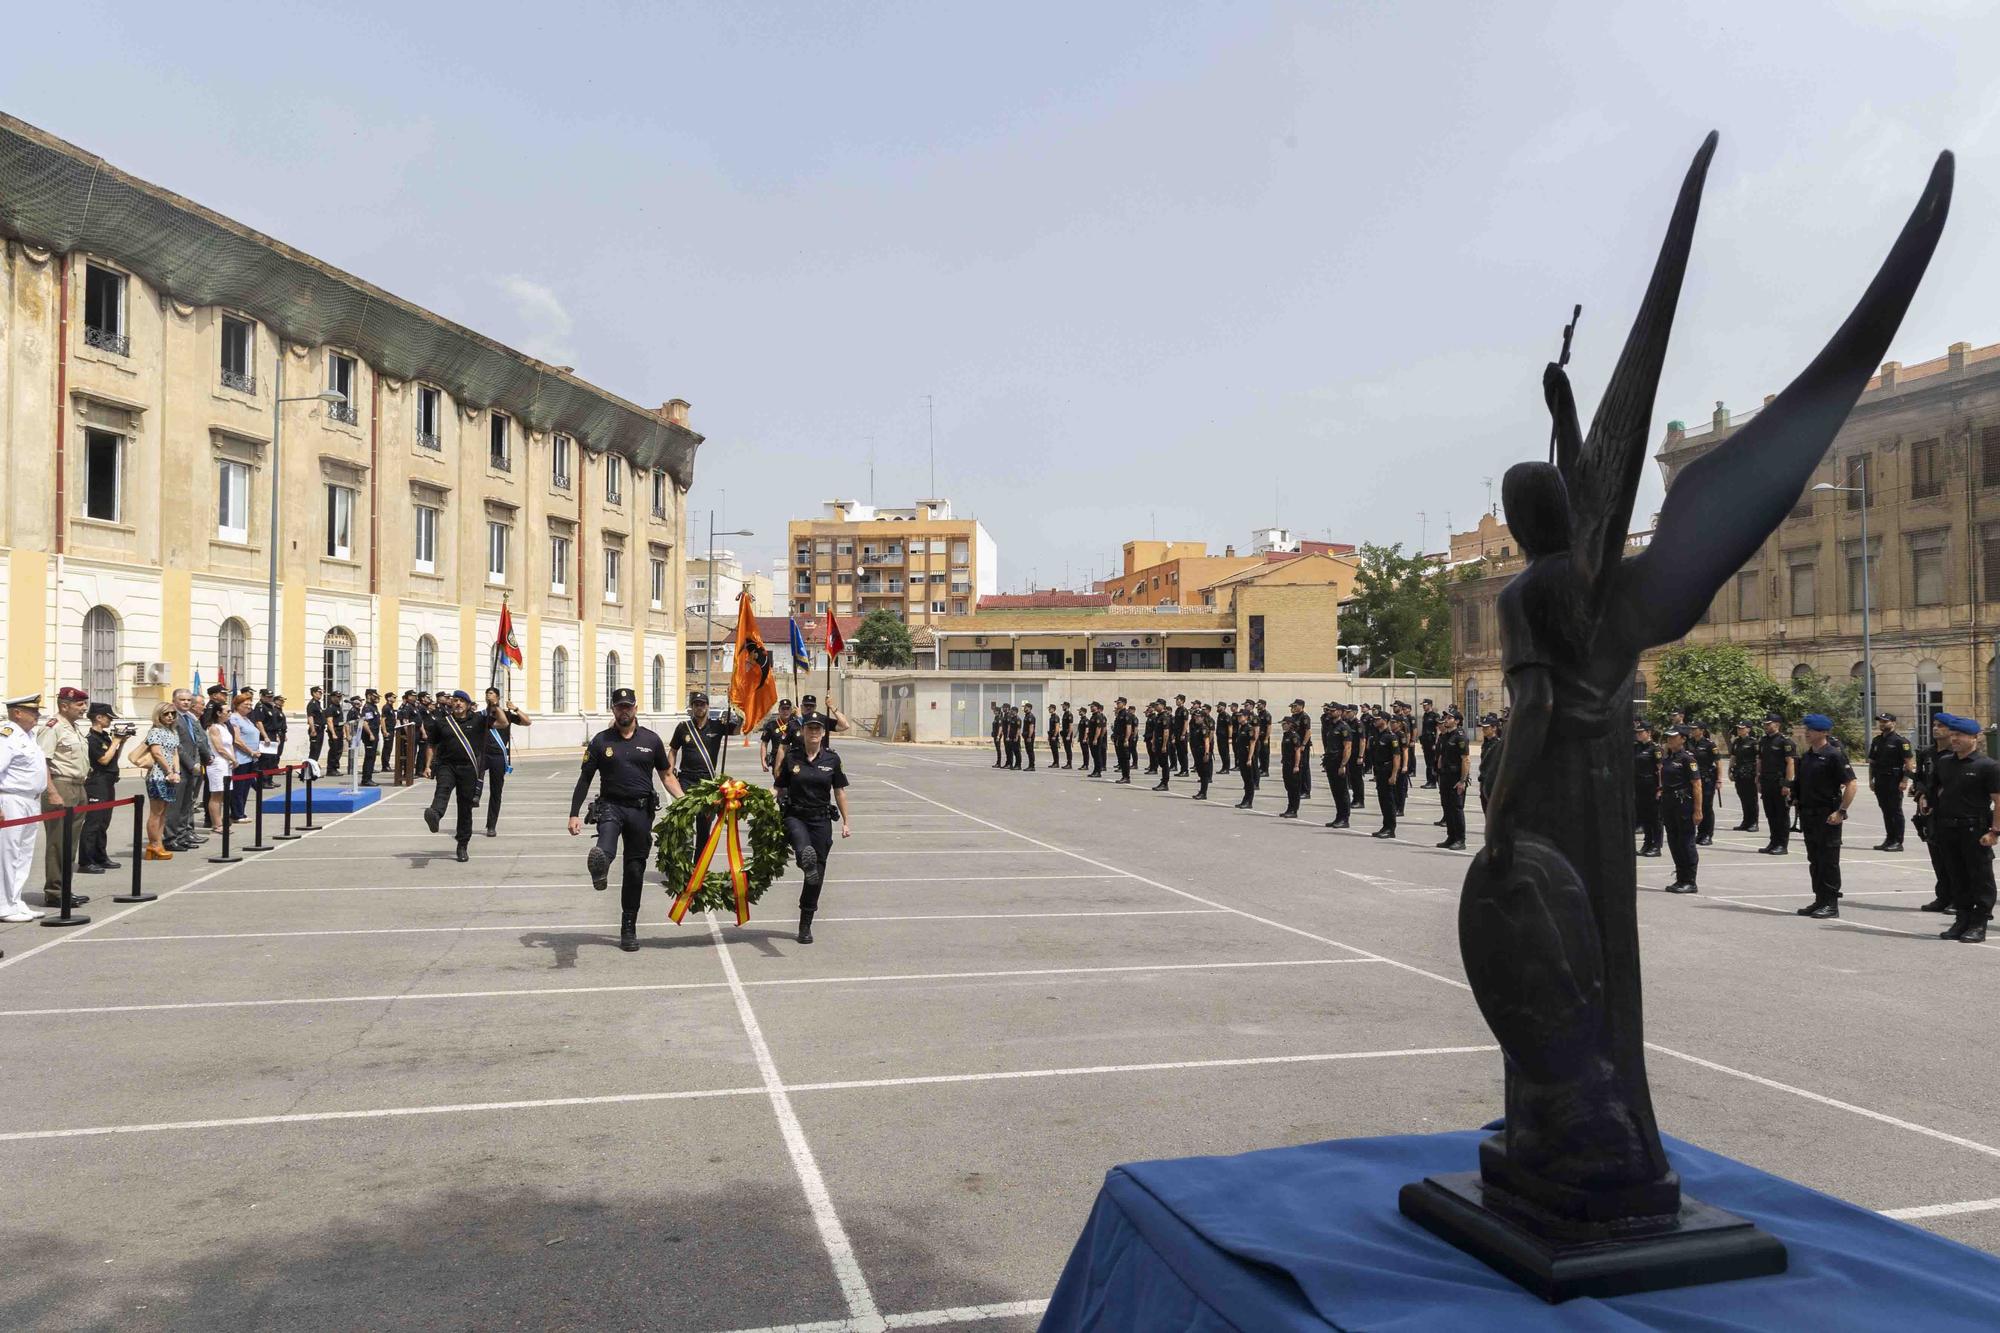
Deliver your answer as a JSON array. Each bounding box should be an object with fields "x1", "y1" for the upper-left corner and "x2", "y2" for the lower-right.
[{"x1": 1398, "y1": 1171, "x2": 1787, "y2": 1303}]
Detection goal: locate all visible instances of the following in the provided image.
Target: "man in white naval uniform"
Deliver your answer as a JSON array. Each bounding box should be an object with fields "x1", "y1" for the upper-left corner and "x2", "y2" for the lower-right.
[{"x1": 1, "y1": 692, "x2": 52, "y2": 924}]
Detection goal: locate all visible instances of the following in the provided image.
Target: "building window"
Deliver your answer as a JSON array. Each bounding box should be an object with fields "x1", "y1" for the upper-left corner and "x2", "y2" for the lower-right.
[
  {"x1": 1844, "y1": 453, "x2": 1872, "y2": 510},
  {"x1": 651, "y1": 557, "x2": 667, "y2": 610},
  {"x1": 415, "y1": 635, "x2": 438, "y2": 692},
  {"x1": 605, "y1": 651, "x2": 621, "y2": 699},
  {"x1": 951, "y1": 541, "x2": 969, "y2": 564},
  {"x1": 552, "y1": 433, "x2": 571, "y2": 489},
  {"x1": 326, "y1": 353, "x2": 358, "y2": 424},
  {"x1": 322, "y1": 627, "x2": 355, "y2": 696},
  {"x1": 82, "y1": 606, "x2": 120, "y2": 702},
  {"x1": 83, "y1": 264, "x2": 127, "y2": 356},
  {"x1": 931, "y1": 600, "x2": 947, "y2": 614},
  {"x1": 413, "y1": 505, "x2": 439, "y2": 574},
  {"x1": 1983, "y1": 426, "x2": 2000, "y2": 489},
  {"x1": 550, "y1": 534, "x2": 571, "y2": 595},
  {"x1": 1458, "y1": 602, "x2": 1482, "y2": 647},
  {"x1": 325, "y1": 484, "x2": 356, "y2": 560},
  {"x1": 651, "y1": 655, "x2": 667, "y2": 712},
  {"x1": 551, "y1": 646, "x2": 570, "y2": 712},
  {"x1": 217, "y1": 460, "x2": 251, "y2": 543},
  {"x1": 416, "y1": 386, "x2": 442, "y2": 449},
  {"x1": 652, "y1": 470, "x2": 668, "y2": 519},
  {"x1": 1736, "y1": 568, "x2": 1763, "y2": 621},
  {"x1": 1249, "y1": 614, "x2": 1266, "y2": 671},
  {"x1": 1910, "y1": 530, "x2": 1947, "y2": 606},
  {"x1": 604, "y1": 549, "x2": 622, "y2": 603},
  {"x1": 220, "y1": 316, "x2": 256, "y2": 392},
  {"x1": 217, "y1": 617, "x2": 249, "y2": 690},
  {"x1": 83, "y1": 429, "x2": 123, "y2": 523},
  {"x1": 605, "y1": 456, "x2": 624, "y2": 505},
  {"x1": 1911, "y1": 438, "x2": 1941, "y2": 499},
  {"x1": 490, "y1": 413, "x2": 512, "y2": 471},
  {"x1": 487, "y1": 521, "x2": 510, "y2": 584},
  {"x1": 1982, "y1": 525, "x2": 2000, "y2": 603},
  {"x1": 1843, "y1": 539, "x2": 1879, "y2": 612},
  {"x1": 1788, "y1": 558, "x2": 1816, "y2": 617}
]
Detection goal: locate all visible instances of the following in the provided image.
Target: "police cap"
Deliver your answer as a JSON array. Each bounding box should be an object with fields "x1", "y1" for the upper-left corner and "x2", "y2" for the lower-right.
[{"x1": 610, "y1": 687, "x2": 637, "y2": 706}]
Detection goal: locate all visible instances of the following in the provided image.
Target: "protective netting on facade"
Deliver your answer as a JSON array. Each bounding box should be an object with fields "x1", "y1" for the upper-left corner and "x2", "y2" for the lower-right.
[{"x1": 0, "y1": 113, "x2": 701, "y2": 489}]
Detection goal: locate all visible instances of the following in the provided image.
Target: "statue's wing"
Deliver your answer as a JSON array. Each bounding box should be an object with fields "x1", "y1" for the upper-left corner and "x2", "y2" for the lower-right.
[
  {"x1": 1618, "y1": 151, "x2": 1954, "y2": 646},
  {"x1": 1568, "y1": 132, "x2": 1717, "y2": 605}
]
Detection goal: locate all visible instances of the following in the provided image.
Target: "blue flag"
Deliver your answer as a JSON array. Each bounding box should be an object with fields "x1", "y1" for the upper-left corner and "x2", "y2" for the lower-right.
[{"x1": 788, "y1": 617, "x2": 810, "y2": 670}]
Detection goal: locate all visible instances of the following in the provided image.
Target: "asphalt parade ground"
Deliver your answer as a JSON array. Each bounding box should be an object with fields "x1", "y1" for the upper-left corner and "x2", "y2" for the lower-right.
[{"x1": 2, "y1": 738, "x2": 1996, "y2": 1331}]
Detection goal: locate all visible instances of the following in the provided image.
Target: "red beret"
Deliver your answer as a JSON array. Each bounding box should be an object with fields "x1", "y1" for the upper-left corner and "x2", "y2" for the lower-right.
[{"x1": 56, "y1": 687, "x2": 89, "y2": 702}]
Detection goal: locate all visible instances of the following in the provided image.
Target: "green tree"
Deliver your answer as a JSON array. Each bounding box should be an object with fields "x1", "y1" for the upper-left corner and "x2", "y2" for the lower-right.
[
  {"x1": 1786, "y1": 670, "x2": 1866, "y2": 753},
  {"x1": 849, "y1": 609, "x2": 914, "y2": 668},
  {"x1": 1647, "y1": 645, "x2": 1786, "y2": 731},
  {"x1": 1345, "y1": 543, "x2": 1450, "y2": 677}
]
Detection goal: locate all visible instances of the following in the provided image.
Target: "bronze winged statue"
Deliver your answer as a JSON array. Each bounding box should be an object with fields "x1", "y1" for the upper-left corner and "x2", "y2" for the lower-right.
[{"x1": 1404, "y1": 132, "x2": 1952, "y2": 1299}]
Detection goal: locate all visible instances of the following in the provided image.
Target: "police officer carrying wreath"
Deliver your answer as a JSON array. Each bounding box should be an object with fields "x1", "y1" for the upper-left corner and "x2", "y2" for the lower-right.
[
  {"x1": 568, "y1": 687, "x2": 672, "y2": 953},
  {"x1": 1924, "y1": 713, "x2": 1998, "y2": 943},
  {"x1": 1866, "y1": 711, "x2": 1913, "y2": 852},
  {"x1": 669, "y1": 691, "x2": 738, "y2": 853},
  {"x1": 1791, "y1": 713, "x2": 1857, "y2": 919}
]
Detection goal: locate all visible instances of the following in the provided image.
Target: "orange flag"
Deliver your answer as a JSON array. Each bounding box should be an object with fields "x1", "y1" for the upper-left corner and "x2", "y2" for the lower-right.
[{"x1": 728, "y1": 590, "x2": 777, "y2": 736}]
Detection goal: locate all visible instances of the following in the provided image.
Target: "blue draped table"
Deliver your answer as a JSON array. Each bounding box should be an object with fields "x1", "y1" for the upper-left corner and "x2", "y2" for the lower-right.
[{"x1": 1040, "y1": 1128, "x2": 2000, "y2": 1331}]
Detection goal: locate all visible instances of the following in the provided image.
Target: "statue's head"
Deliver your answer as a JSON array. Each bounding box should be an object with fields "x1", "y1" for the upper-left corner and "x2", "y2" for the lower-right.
[{"x1": 1502, "y1": 462, "x2": 1571, "y2": 557}]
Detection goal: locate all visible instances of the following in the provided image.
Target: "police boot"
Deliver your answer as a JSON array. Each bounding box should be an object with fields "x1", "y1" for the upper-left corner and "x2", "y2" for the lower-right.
[
  {"x1": 1920, "y1": 897, "x2": 1953, "y2": 913},
  {"x1": 1325, "y1": 818, "x2": 1348, "y2": 829},
  {"x1": 619, "y1": 912, "x2": 640, "y2": 952},
  {"x1": 454, "y1": 842, "x2": 469, "y2": 863},
  {"x1": 1960, "y1": 921, "x2": 1988, "y2": 944},
  {"x1": 587, "y1": 847, "x2": 610, "y2": 891},
  {"x1": 1152, "y1": 780, "x2": 1169, "y2": 791},
  {"x1": 798, "y1": 909, "x2": 815, "y2": 945},
  {"x1": 1802, "y1": 901, "x2": 1839, "y2": 920},
  {"x1": 1666, "y1": 882, "x2": 1699, "y2": 894}
]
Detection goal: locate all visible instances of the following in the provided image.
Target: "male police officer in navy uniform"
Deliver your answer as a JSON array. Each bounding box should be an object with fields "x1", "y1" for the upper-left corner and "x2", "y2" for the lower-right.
[
  {"x1": 1758, "y1": 711, "x2": 1797, "y2": 854},
  {"x1": 1867, "y1": 711, "x2": 1913, "y2": 851},
  {"x1": 1926, "y1": 713, "x2": 1999, "y2": 943},
  {"x1": 669, "y1": 691, "x2": 739, "y2": 853},
  {"x1": 1434, "y1": 708, "x2": 1469, "y2": 850},
  {"x1": 1633, "y1": 719, "x2": 1662, "y2": 857},
  {"x1": 1687, "y1": 720, "x2": 1720, "y2": 846},
  {"x1": 1792, "y1": 713, "x2": 1857, "y2": 919},
  {"x1": 1660, "y1": 725, "x2": 1704, "y2": 894},
  {"x1": 570, "y1": 687, "x2": 672, "y2": 952}
]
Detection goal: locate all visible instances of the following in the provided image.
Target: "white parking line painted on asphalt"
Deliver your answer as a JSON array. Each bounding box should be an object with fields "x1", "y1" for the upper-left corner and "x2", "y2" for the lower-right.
[
  {"x1": 0, "y1": 1041, "x2": 1495, "y2": 1145},
  {"x1": 0, "y1": 956, "x2": 1385, "y2": 1017},
  {"x1": 707, "y1": 914, "x2": 883, "y2": 1328},
  {"x1": 1881, "y1": 1196, "x2": 2000, "y2": 1221},
  {"x1": 78, "y1": 907, "x2": 1229, "y2": 943}
]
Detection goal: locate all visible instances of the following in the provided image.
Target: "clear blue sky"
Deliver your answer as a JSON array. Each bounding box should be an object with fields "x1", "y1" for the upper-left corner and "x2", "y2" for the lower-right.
[{"x1": 8, "y1": 1, "x2": 1997, "y2": 588}]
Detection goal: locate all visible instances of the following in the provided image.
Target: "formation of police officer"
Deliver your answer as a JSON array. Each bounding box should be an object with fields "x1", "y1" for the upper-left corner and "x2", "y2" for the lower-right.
[{"x1": 1915, "y1": 713, "x2": 1997, "y2": 943}]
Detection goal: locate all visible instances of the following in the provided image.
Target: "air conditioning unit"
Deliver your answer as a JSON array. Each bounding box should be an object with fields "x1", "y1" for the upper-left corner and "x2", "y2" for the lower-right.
[
  {"x1": 1144, "y1": 635, "x2": 1156, "y2": 646},
  {"x1": 140, "y1": 662, "x2": 173, "y2": 685}
]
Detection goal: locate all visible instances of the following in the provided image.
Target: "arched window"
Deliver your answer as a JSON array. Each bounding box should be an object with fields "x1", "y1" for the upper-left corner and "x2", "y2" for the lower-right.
[
  {"x1": 551, "y1": 646, "x2": 570, "y2": 712},
  {"x1": 605, "y1": 650, "x2": 621, "y2": 702},
  {"x1": 651, "y1": 655, "x2": 667, "y2": 712},
  {"x1": 1792, "y1": 663, "x2": 1815, "y2": 685},
  {"x1": 82, "y1": 606, "x2": 120, "y2": 703},
  {"x1": 415, "y1": 635, "x2": 438, "y2": 693},
  {"x1": 218, "y1": 618, "x2": 249, "y2": 692},
  {"x1": 322, "y1": 627, "x2": 355, "y2": 696}
]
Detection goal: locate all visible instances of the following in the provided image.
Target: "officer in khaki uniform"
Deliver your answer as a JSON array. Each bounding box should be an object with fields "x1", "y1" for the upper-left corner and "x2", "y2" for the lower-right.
[{"x1": 38, "y1": 686, "x2": 93, "y2": 908}]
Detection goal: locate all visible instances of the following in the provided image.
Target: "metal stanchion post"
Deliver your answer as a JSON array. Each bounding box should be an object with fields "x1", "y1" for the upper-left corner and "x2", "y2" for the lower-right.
[
  {"x1": 42, "y1": 805, "x2": 90, "y2": 927},
  {"x1": 302, "y1": 765, "x2": 317, "y2": 830},
  {"x1": 209, "y1": 787, "x2": 240, "y2": 864},
  {"x1": 273, "y1": 766, "x2": 299, "y2": 840},
  {"x1": 244, "y1": 776, "x2": 272, "y2": 852},
  {"x1": 114, "y1": 796, "x2": 155, "y2": 902}
]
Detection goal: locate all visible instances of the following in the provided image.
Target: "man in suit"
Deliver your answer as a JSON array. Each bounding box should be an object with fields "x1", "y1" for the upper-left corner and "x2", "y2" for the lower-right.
[{"x1": 164, "y1": 687, "x2": 212, "y2": 851}]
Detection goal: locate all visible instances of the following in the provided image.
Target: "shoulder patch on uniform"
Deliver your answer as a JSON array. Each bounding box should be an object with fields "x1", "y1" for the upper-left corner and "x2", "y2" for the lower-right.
[{"x1": 0, "y1": 723, "x2": 13, "y2": 736}]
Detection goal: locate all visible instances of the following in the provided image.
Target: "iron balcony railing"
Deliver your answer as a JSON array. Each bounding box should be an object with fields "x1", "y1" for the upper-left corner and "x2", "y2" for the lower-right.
[
  {"x1": 329, "y1": 402, "x2": 361, "y2": 426},
  {"x1": 85, "y1": 325, "x2": 128, "y2": 357},
  {"x1": 220, "y1": 367, "x2": 256, "y2": 394}
]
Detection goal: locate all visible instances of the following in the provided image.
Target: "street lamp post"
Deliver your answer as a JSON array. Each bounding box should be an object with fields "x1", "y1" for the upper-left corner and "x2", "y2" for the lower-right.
[
  {"x1": 265, "y1": 355, "x2": 349, "y2": 694},
  {"x1": 702, "y1": 510, "x2": 754, "y2": 706},
  {"x1": 1814, "y1": 475, "x2": 1873, "y2": 726}
]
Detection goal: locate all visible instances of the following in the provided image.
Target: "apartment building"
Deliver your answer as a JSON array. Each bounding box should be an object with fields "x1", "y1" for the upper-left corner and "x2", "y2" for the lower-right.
[
  {"x1": 687, "y1": 549, "x2": 776, "y2": 620},
  {"x1": 0, "y1": 113, "x2": 702, "y2": 733},
  {"x1": 786, "y1": 498, "x2": 997, "y2": 628}
]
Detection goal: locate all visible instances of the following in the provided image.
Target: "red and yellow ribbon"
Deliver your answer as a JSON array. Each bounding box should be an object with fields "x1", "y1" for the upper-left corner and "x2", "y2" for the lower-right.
[{"x1": 669, "y1": 778, "x2": 754, "y2": 925}]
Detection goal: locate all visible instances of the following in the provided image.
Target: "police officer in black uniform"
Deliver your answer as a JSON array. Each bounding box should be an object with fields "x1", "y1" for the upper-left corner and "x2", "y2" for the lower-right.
[
  {"x1": 1322, "y1": 703, "x2": 1352, "y2": 829},
  {"x1": 1369, "y1": 713, "x2": 1402, "y2": 838},
  {"x1": 1171, "y1": 695, "x2": 1190, "y2": 776},
  {"x1": 775, "y1": 713, "x2": 852, "y2": 945},
  {"x1": 1913, "y1": 714, "x2": 1953, "y2": 913},
  {"x1": 1926, "y1": 714, "x2": 1998, "y2": 943},
  {"x1": 1633, "y1": 718, "x2": 1662, "y2": 857},
  {"x1": 1216, "y1": 703, "x2": 1234, "y2": 775},
  {"x1": 1231, "y1": 706, "x2": 1259, "y2": 808},
  {"x1": 990, "y1": 702, "x2": 1004, "y2": 768},
  {"x1": 759, "y1": 699, "x2": 795, "y2": 777},
  {"x1": 421, "y1": 689, "x2": 491, "y2": 862},
  {"x1": 1060, "y1": 703, "x2": 1075, "y2": 768},
  {"x1": 1189, "y1": 702, "x2": 1213, "y2": 800},
  {"x1": 669, "y1": 691, "x2": 739, "y2": 852},
  {"x1": 1002, "y1": 704, "x2": 1022, "y2": 770},
  {"x1": 1047, "y1": 703, "x2": 1061, "y2": 769},
  {"x1": 1151, "y1": 702, "x2": 1174, "y2": 792},
  {"x1": 1021, "y1": 700, "x2": 1037, "y2": 771},
  {"x1": 306, "y1": 687, "x2": 328, "y2": 767},
  {"x1": 1687, "y1": 720, "x2": 1720, "y2": 846},
  {"x1": 477, "y1": 687, "x2": 530, "y2": 837},
  {"x1": 1255, "y1": 701, "x2": 1273, "y2": 777},
  {"x1": 1476, "y1": 713, "x2": 1501, "y2": 813},
  {"x1": 1112, "y1": 698, "x2": 1136, "y2": 784},
  {"x1": 1419, "y1": 700, "x2": 1440, "y2": 788},
  {"x1": 1348, "y1": 709, "x2": 1369, "y2": 810},
  {"x1": 1728, "y1": 720, "x2": 1760, "y2": 832},
  {"x1": 1866, "y1": 711, "x2": 1913, "y2": 851},
  {"x1": 1791, "y1": 713, "x2": 1856, "y2": 919},
  {"x1": 1659, "y1": 725, "x2": 1704, "y2": 893},
  {"x1": 1435, "y1": 708, "x2": 1468, "y2": 850},
  {"x1": 1757, "y1": 712, "x2": 1797, "y2": 853},
  {"x1": 1279, "y1": 701, "x2": 1310, "y2": 818},
  {"x1": 568, "y1": 687, "x2": 672, "y2": 952}
]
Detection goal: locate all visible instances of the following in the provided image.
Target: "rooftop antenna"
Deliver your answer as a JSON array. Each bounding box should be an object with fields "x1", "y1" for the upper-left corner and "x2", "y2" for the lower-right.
[
  {"x1": 866, "y1": 435, "x2": 877, "y2": 505},
  {"x1": 923, "y1": 394, "x2": 936, "y2": 498},
  {"x1": 1484, "y1": 476, "x2": 1495, "y2": 515},
  {"x1": 1418, "y1": 510, "x2": 1428, "y2": 554}
]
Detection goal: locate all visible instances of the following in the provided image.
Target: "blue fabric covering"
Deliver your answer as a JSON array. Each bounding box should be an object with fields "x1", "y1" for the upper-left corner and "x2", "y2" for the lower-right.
[{"x1": 1041, "y1": 1128, "x2": 2000, "y2": 1331}]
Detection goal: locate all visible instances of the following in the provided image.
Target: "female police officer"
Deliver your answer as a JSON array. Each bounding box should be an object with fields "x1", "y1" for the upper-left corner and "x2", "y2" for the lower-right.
[{"x1": 774, "y1": 713, "x2": 851, "y2": 944}]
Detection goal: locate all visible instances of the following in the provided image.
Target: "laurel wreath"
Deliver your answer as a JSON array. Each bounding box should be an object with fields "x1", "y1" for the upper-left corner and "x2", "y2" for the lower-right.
[{"x1": 652, "y1": 776, "x2": 791, "y2": 915}]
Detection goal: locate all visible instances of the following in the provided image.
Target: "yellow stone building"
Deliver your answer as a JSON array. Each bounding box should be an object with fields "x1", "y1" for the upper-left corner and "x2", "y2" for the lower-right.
[{"x1": 0, "y1": 113, "x2": 702, "y2": 746}]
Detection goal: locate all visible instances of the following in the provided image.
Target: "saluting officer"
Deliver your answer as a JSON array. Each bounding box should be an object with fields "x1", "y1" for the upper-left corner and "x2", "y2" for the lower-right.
[
  {"x1": 1368, "y1": 713, "x2": 1403, "y2": 838},
  {"x1": 1189, "y1": 703, "x2": 1214, "y2": 800},
  {"x1": 1791, "y1": 714, "x2": 1856, "y2": 919},
  {"x1": 1659, "y1": 725, "x2": 1704, "y2": 894},
  {"x1": 1866, "y1": 711, "x2": 1913, "y2": 852},
  {"x1": 1925, "y1": 714, "x2": 1998, "y2": 943},
  {"x1": 1434, "y1": 708, "x2": 1468, "y2": 850},
  {"x1": 568, "y1": 687, "x2": 671, "y2": 952},
  {"x1": 1757, "y1": 712, "x2": 1797, "y2": 854},
  {"x1": 1686, "y1": 720, "x2": 1720, "y2": 846},
  {"x1": 1728, "y1": 719, "x2": 1760, "y2": 832},
  {"x1": 1633, "y1": 719, "x2": 1662, "y2": 857}
]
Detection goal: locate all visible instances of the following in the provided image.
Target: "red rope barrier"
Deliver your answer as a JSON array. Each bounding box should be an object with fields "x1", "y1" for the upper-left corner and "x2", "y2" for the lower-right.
[{"x1": 0, "y1": 795, "x2": 142, "y2": 830}]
